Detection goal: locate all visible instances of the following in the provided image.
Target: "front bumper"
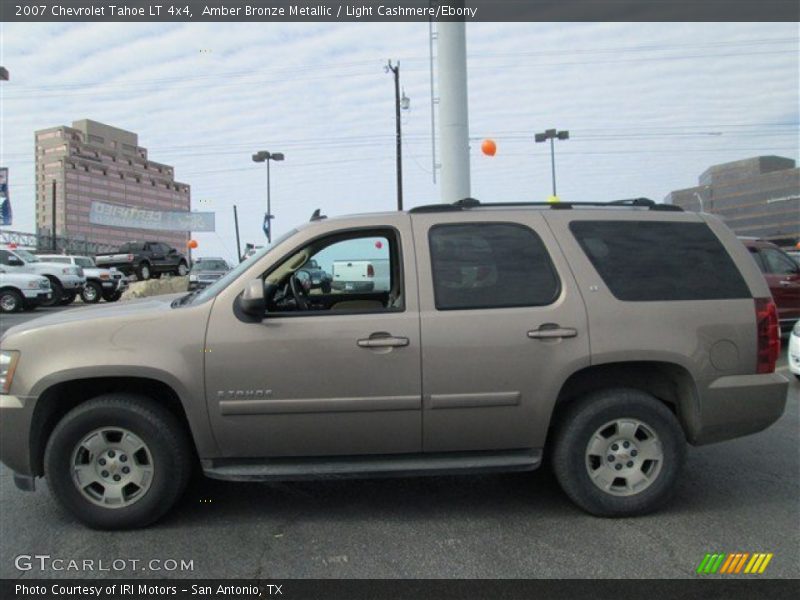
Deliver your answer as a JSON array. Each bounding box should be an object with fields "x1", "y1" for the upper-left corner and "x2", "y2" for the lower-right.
[
  {"x1": 691, "y1": 372, "x2": 789, "y2": 445},
  {"x1": 21, "y1": 289, "x2": 52, "y2": 303},
  {"x1": 0, "y1": 394, "x2": 36, "y2": 480}
]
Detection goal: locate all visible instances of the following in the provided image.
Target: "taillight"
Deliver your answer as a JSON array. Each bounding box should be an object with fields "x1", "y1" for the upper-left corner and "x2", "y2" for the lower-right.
[
  {"x1": 755, "y1": 297, "x2": 780, "y2": 374},
  {"x1": 366, "y1": 264, "x2": 375, "y2": 278}
]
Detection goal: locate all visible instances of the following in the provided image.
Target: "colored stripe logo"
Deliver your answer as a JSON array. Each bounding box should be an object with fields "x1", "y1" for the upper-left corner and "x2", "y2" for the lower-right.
[{"x1": 696, "y1": 552, "x2": 773, "y2": 574}]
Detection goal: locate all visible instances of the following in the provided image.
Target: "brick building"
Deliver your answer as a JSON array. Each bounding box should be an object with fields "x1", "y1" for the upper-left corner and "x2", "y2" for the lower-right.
[{"x1": 35, "y1": 119, "x2": 191, "y2": 251}]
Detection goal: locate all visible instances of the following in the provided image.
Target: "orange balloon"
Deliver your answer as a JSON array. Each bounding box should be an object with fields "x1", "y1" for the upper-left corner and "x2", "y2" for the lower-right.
[
  {"x1": 481, "y1": 139, "x2": 497, "y2": 156},
  {"x1": 187, "y1": 239, "x2": 198, "y2": 249}
]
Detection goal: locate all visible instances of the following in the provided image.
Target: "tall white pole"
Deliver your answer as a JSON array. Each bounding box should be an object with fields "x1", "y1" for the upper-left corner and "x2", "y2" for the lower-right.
[{"x1": 437, "y1": 21, "x2": 471, "y2": 203}]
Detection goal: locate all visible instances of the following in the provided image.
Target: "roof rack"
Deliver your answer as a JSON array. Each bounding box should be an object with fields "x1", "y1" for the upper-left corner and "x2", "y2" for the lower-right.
[{"x1": 409, "y1": 197, "x2": 683, "y2": 214}]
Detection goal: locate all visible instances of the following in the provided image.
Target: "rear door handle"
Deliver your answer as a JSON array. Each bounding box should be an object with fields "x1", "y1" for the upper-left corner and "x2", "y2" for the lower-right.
[
  {"x1": 527, "y1": 325, "x2": 578, "y2": 339},
  {"x1": 357, "y1": 334, "x2": 410, "y2": 348}
]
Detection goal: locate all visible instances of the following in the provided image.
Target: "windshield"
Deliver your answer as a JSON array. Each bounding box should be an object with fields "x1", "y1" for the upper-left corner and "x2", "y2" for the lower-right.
[
  {"x1": 193, "y1": 260, "x2": 228, "y2": 271},
  {"x1": 15, "y1": 249, "x2": 39, "y2": 262},
  {"x1": 177, "y1": 229, "x2": 298, "y2": 307},
  {"x1": 75, "y1": 257, "x2": 95, "y2": 268}
]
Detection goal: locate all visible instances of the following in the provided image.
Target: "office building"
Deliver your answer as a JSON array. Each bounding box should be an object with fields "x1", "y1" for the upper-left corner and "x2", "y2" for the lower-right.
[
  {"x1": 35, "y1": 119, "x2": 191, "y2": 251},
  {"x1": 665, "y1": 156, "x2": 799, "y2": 246}
]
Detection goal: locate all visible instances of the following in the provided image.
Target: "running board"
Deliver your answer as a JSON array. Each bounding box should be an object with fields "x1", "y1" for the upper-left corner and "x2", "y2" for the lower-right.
[{"x1": 202, "y1": 449, "x2": 542, "y2": 482}]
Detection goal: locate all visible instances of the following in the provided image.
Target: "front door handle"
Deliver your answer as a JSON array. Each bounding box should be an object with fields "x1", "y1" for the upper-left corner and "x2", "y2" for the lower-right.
[
  {"x1": 779, "y1": 280, "x2": 796, "y2": 287},
  {"x1": 527, "y1": 324, "x2": 578, "y2": 339},
  {"x1": 357, "y1": 334, "x2": 410, "y2": 348}
]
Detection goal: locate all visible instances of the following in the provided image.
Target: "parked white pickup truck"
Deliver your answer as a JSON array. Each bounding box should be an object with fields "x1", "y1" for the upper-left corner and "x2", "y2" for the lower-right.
[
  {"x1": 39, "y1": 255, "x2": 127, "y2": 303},
  {"x1": 0, "y1": 272, "x2": 52, "y2": 313},
  {"x1": 332, "y1": 258, "x2": 391, "y2": 292},
  {"x1": 0, "y1": 246, "x2": 85, "y2": 307}
]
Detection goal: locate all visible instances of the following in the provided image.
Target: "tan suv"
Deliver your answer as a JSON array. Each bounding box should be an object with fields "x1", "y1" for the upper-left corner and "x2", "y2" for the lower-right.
[{"x1": 0, "y1": 198, "x2": 788, "y2": 529}]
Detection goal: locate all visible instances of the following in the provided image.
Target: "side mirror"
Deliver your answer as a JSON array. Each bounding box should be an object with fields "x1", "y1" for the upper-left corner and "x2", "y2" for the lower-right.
[{"x1": 238, "y1": 278, "x2": 266, "y2": 318}]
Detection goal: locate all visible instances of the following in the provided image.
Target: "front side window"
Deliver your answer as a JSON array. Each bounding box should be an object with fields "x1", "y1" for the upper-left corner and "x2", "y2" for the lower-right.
[
  {"x1": 265, "y1": 229, "x2": 401, "y2": 314},
  {"x1": 429, "y1": 223, "x2": 560, "y2": 310}
]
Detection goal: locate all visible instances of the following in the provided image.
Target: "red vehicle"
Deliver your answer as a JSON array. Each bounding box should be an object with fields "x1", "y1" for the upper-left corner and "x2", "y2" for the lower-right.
[{"x1": 742, "y1": 239, "x2": 800, "y2": 332}]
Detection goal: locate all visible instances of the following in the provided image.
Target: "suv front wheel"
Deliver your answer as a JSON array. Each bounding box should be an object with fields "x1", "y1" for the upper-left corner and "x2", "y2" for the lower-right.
[
  {"x1": 551, "y1": 388, "x2": 685, "y2": 517},
  {"x1": 44, "y1": 394, "x2": 192, "y2": 529}
]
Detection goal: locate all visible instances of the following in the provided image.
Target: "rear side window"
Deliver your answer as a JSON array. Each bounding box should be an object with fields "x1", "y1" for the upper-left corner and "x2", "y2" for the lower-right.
[
  {"x1": 429, "y1": 223, "x2": 560, "y2": 310},
  {"x1": 570, "y1": 221, "x2": 750, "y2": 301}
]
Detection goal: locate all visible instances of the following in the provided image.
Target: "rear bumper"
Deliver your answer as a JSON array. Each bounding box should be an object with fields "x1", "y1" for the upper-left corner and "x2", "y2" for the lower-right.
[{"x1": 691, "y1": 372, "x2": 789, "y2": 445}]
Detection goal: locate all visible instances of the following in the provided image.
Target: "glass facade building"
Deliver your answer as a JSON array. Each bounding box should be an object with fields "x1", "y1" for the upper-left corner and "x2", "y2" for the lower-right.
[{"x1": 665, "y1": 156, "x2": 799, "y2": 247}]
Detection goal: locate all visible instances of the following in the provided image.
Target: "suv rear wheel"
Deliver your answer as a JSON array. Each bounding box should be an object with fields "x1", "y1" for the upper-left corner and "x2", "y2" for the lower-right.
[
  {"x1": 551, "y1": 388, "x2": 685, "y2": 517},
  {"x1": 44, "y1": 394, "x2": 192, "y2": 529}
]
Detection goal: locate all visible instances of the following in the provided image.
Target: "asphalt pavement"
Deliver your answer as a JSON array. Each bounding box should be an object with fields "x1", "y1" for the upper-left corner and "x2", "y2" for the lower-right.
[{"x1": 0, "y1": 305, "x2": 798, "y2": 579}]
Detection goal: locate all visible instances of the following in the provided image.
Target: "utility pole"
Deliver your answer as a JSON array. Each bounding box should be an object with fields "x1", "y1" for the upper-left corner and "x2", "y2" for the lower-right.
[
  {"x1": 534, "y1": 128, "x2": 569, "y2": 198},
  {"x1": 233, "y1": 204, "x2": 242, "y2": 262},
  {"x1": 437, "y1": 20, "x2": 471, "y2": 202},
  {"x1": 385, "y1": 60, "x2": 405, "y2": 211}
]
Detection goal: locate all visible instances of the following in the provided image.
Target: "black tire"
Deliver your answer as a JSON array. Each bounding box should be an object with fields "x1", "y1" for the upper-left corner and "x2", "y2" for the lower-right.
[
  {"x1": 0, "y1": 288, "x2": 24, "y2": 313},
  {"x1": 59, "y1": 291, "x2": 77, "y2": 306},
  {"x1": 80, "y1": 281, "x2": 103, "y2": 304},
  {"x1": 321, "y1": 282, "x2": 332, "y2": 294},
  {"x1": 44, "y1": 394, "x2": 193, "y2": 529},
  {"x1": 551, "y1": 388, "x2": 685, "y2": 517},
  {"x1": 39, "y1": 277, "x2": 63, "y2": 307},
  {"x1": 136, "y1": 262, "x2": 152, "y2": 281},
  {"x1": 176, "y1": 261, "x2": 188, "y2": 277},
  {"x1": 102, "y1": 290, "x2": 123, "y2": 302}
]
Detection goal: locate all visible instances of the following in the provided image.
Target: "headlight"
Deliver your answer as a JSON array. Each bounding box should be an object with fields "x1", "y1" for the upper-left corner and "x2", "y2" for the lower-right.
[
  {"x1": 99, "y1": 273, "x2": 110, "y2": 280},
  {"x1": 0, "y1": 351, "x2": 20, "y2": 394},
  {"x1": 189, "y1": 274, "x2": 198, "y2": 282},
  {"x1": 27, "y1": 281, "x2": 41, "y2": 289},
  {"x1": 794, "y1": 321, "x2": 800, "y2": 336}
]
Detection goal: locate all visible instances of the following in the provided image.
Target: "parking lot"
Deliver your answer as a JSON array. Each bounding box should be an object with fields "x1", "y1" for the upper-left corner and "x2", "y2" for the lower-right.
[{"x1": 0, "y1": 305, "x2": 797, "y2": 579}]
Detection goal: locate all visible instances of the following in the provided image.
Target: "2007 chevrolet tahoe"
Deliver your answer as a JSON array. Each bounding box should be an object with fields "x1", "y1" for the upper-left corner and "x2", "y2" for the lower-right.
[{"x1": 0, "y1": 198, "x2": 788, "y2": 529}]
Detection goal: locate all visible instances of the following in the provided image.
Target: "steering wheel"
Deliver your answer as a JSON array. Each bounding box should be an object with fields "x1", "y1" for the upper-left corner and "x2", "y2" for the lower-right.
[{"x1": 289, "y1": 271, "x2": 310, "y2": 310}]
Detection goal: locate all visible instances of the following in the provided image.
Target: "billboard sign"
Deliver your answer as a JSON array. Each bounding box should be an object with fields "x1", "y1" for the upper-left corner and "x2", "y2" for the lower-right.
[
  {"x1": 89, "y1": 200, "x2": 215, "y2": 232},
  {"x1": 0, "y1": 168, "x2": 11, "y2": 226}
]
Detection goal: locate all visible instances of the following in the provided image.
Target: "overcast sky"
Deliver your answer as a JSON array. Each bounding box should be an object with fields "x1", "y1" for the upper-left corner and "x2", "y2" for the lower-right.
[{"x1": 1, "y1": 22, "x2": 798, "y2": 261}]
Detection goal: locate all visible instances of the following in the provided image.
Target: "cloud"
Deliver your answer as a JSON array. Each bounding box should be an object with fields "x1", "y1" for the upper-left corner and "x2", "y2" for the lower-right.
[{"x1": 1, "y1": 21, "x2": 797, "y2": 259}]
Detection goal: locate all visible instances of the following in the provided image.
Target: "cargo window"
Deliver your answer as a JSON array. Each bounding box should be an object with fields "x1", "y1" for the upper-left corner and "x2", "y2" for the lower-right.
[
  {"x1": 570, "y1": 221, "x2": 750, "y2": 301},
  {"x1": 429, "y1": 223, "x2": 560, "y2": 310}
]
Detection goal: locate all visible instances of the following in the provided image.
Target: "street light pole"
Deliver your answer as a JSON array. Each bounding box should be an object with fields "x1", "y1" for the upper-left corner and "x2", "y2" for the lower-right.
[
  {"x1": 252, "y1": 151, "x2": 284, "y2": 244},
  {"x1": 386, "y1": 60, "x2": 409, "y2": 211},
  {"x1": 535, "y1": 128, "x2": 569, "y2": 199}
]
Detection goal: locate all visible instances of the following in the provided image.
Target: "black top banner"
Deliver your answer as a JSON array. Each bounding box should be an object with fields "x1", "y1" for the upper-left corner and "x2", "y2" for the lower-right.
[{"x1": 2, "y1": 0, "x2": 799, "y2": 22}]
